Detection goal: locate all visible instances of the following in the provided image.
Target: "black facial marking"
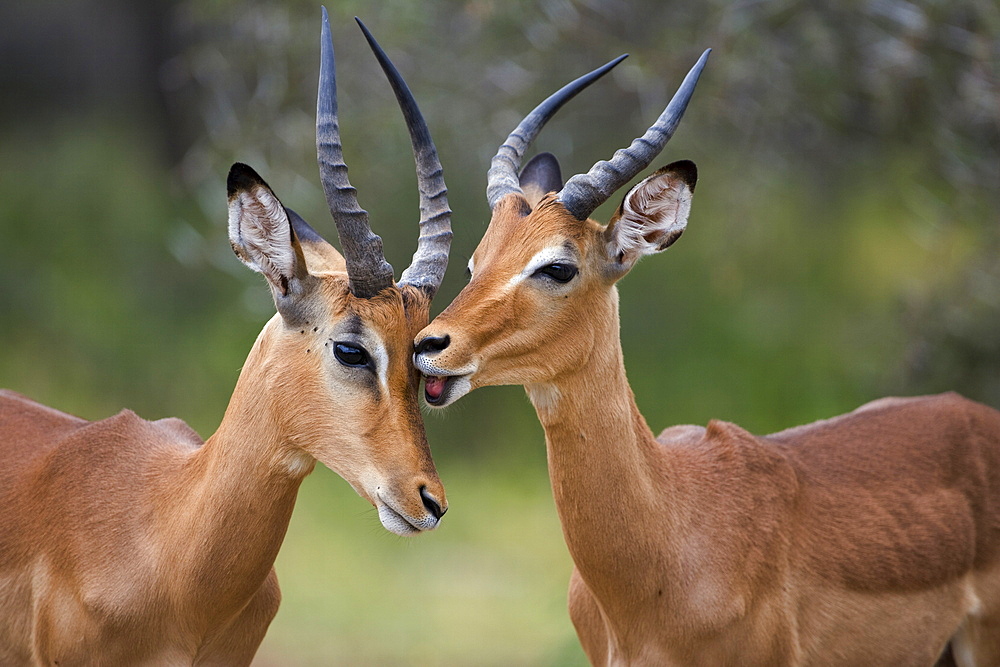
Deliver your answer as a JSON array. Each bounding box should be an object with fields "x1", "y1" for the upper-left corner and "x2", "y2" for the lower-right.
[{"x1": 343, "y1": 314, "x2": 363, "y2": 337}]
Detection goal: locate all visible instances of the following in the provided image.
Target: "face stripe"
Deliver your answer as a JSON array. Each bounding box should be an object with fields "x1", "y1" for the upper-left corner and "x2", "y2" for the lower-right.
[
  {"x1": 506, "y1": 242, "x2": 578, "y2": 289},
  {"x1": 371, "y1": 338, "x2": 390, "y2": 393}
]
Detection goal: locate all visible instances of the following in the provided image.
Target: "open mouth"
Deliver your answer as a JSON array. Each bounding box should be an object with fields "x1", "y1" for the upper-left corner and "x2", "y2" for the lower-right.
[
  {"x1": 422, "y1": 373, "x2": 471, "y2": 406},
  {"x1": 423, "y1": 375, "x2": 449, "y2": 405}
]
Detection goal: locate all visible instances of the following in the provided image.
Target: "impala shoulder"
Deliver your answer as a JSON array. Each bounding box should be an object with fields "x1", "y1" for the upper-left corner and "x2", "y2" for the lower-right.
[
  {"x1": 699, "y1": 420, "x2": 800, "y2": 489},
  {"x1": 49, "y1": 411, "x2": 203, "y2": 472},
  {"x1": 0, "y1": 390, "x2": 88, "y2": 429},
  {"x1": 150, "y1": 417, "x2": 204, "y2": 449},
  {"x1": 852, "y1": 391, "x2": 970, "y2": 415},
  {"x1": 656, "y1": 424, "x2": 706, "y2": 445}
]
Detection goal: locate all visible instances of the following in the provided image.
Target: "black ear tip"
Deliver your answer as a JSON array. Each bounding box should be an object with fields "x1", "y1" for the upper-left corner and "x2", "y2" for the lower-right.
[
  {"x1": 664, "y1": 159, "x2": 697, "y2": 190},
  {"x1": 227, "y1": 162, "x2": 267, "y2": 198}
]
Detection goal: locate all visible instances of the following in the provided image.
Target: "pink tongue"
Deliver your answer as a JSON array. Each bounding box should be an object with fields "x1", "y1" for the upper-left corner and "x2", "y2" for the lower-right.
[{"x1": 425, "y1": 376, "x2": 446, "y2": 401}]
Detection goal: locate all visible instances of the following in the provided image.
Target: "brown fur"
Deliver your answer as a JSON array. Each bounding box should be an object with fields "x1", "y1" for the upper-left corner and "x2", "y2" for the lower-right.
[
  {"x1": 0, "y1": 249, "x2": 445, "y2": 664},
  {"x1": 417, "y1": 176, "x2": 1000, "y2": 665}
]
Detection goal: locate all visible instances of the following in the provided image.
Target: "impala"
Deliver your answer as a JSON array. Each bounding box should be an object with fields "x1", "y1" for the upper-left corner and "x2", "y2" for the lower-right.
[
  {"x1": 0, "y1": 13, "x2": 451, "y2": 665},
  {"x1": 414, "y1": 51, "x2": 1000, "y2": 666}
]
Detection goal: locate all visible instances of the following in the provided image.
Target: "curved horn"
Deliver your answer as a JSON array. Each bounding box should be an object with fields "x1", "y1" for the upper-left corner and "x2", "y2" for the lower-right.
[
  {"x1": 316, "y1": 7, "x2": 394, "y2": 298},
  {"x1": 356, "y1": 18, "x2": 452, "y2": 299},
  {"x1": 486, "y1": 55, "x2": 628, "y2": 212},
  {"x1": 557, "y1": 49, "x2": 711, "y2": 221}
]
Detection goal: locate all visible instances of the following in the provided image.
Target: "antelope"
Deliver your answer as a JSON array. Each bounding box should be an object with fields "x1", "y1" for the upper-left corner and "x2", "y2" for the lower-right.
[
  {"x1": 0, "y1": 13, "x2": 451, "y2": 665},
  {"x1": 414, "y1": 50, "x2": 1000, "y2": 666}
]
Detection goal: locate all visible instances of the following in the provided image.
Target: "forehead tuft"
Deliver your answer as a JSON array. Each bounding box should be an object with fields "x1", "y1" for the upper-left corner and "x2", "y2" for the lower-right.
[
  {"x1": 345, "y1": 287, "x2": 427, "y2": 339},
  {"x1": 476, "y1": 196, "x2": 589, "y2": 270}
]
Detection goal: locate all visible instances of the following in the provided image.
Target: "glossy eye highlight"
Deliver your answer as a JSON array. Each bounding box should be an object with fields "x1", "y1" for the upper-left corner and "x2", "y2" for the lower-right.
[
  {"x1": 534, "y1": 263, "x2": 578, "y2": 283},
  {"x1": 333, "y1": 342, "x2": 371, "y2": 368}
]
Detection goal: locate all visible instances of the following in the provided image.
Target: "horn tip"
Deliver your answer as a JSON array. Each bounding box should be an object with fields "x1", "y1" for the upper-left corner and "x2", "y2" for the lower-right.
[{"x1": 355, "y1": 17, "x2": 376, "y2": 46}]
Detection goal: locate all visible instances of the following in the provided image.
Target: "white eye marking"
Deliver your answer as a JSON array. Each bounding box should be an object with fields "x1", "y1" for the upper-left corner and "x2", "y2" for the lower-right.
[
  {"x1": 333, "y1": 328, "x2": 390, "y2": 393},
  {"x1": 370, "y1": 337, "x2": 390, "y2": 392},
  {"x1": 507, "y1": 244, "x2": 577, "y2": 289},
  {"x1": 467, "y1": 256, "x2": 475, "y2": 277}
]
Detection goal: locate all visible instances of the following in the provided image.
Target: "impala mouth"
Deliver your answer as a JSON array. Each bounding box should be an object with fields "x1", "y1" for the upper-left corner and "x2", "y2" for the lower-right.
[
  {"x1": 415, "y1": 352, "x2": 474, "y2": 406},
  {"x1": 424, "y1": 375, "x2": 449, "y2": 404},
  {"x1": 376, "y1": 494, "x2": 440, "y2": 536},
  {"x1": 421, "y1": 373, "x2": 471, "y2": 406}
]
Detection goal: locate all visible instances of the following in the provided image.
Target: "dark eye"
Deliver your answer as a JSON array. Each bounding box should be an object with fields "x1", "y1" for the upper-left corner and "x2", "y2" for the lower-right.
[
  {"x1": 534, "y1": 263, "x2": 578, "y2": 283},
  {"x1": 333, "y1": 342, "x2": 370, "y2": 368}
]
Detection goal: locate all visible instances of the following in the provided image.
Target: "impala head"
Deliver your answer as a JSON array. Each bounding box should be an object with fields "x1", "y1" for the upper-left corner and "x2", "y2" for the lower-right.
[
  {"x1": 415, "y1": 50, "x2": 709, "y2": 407},
  {"x1": 227, "y1": 13, "x2": 450, "y2": 535}
]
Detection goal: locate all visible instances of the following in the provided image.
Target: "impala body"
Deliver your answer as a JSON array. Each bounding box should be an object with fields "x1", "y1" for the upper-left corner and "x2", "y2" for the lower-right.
[
  {"x1": 415, "y1": 52, "x2": 1000, "y2": 665},
  {"x1": 0, "y1": 14, "x2": 451, "y2": 665}
]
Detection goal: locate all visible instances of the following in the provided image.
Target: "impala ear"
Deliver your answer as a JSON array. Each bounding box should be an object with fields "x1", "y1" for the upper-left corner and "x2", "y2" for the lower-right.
[
  {"x1": 227, "y1": 163, "x2": 314, "y2": 318},
  {"x1": 519, "y1": 152, "x2": 563, "y2": 209},
  {"x1": 604, "y1": 160, "x2": 696, "y2": 273},
  {"x1": 285, "y1": 208, "x2": 346, "y2": 275}
]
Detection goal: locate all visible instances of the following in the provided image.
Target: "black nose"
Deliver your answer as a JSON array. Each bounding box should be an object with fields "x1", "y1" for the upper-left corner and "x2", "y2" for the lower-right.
[
  {"x1": 420, "y1": 486, "x2": 447, "y2": 520},
  {"x1": 415, "y1": 334, "x2": 450, "y2": 355}
]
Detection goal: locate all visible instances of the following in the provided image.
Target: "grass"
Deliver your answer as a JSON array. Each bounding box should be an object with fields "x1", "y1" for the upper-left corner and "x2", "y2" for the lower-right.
[{"x1": 253, "y1": 460, "x2": 588, "y2": 666}]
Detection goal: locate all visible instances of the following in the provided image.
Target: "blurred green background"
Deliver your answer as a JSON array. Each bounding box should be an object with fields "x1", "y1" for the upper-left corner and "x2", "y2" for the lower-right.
[{"x1": 1, "y1": 0, "x2": 997, "y2": 664}]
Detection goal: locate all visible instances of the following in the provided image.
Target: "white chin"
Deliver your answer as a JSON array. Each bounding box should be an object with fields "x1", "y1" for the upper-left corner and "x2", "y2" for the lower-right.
[
  {"x1": 433, "y1": 375, "x2": 473, "y2": 408},
  {"x1": 377, "y1": 503, "x2": 419, "y2": 536}
]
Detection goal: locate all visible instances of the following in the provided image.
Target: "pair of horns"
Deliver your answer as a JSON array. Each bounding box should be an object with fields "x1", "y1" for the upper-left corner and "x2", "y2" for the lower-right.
[
  {"x1": 487, "y1": 49, "x2": 711, "y2": 220},
  {"x1": 317, "y1": 9, "x2": 451, "y2": 299}
]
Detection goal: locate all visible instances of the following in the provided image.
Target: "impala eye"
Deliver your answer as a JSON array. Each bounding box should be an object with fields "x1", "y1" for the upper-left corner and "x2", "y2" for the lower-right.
[
  {"x1": 333, "y1": 342, "x2": 370, "y2": 368},
  {"x1": 534, "y1": 263, "x2": 578, "y2": 283}
]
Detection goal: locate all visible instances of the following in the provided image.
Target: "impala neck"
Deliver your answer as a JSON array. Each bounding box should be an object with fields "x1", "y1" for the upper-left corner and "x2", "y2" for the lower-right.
[
  {"x1": 163, "y1": 317, "x2": 312, "y2": 620},
  {"x1": 526, "y1": 288, "x2": 678, "y2": 602}
]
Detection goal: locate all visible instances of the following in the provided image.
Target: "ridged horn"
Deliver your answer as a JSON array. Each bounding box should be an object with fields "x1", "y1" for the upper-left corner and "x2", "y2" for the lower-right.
[
  {"x1": 557, "y1": 49, "x2": 711, "y2": 220},
  {"x1": 356, "y1": 18, "x2": 452, "y2": 299},
  {"x1": 316, "y1": 6, "x2": 394, "y2": 298},
  {"x1": 485, "y1": 54, "x2": 627, "y2": 212}
]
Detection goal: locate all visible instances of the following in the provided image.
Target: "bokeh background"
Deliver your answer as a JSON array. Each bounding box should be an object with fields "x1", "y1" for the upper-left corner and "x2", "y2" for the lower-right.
[{"x1": 1, "y1": 0, "x2": 997, "y2": 664}]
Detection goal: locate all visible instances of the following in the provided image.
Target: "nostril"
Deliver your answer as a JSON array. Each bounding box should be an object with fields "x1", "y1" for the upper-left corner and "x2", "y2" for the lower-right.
[
  {"x1": 415, "y1": 334, "x2": 450, "y2": 355},
  {"x1": 420, "y1": 485, "x2": 447, "y2": 520}
]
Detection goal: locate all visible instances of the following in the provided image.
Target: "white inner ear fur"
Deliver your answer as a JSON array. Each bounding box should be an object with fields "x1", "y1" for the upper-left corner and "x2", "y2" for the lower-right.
[
  {"x1": 610, "y1": 174, "x2": 692, "y2": 260},
  {"x1": 228, "y1": 185, "x2": 296, "y2": 289}
]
